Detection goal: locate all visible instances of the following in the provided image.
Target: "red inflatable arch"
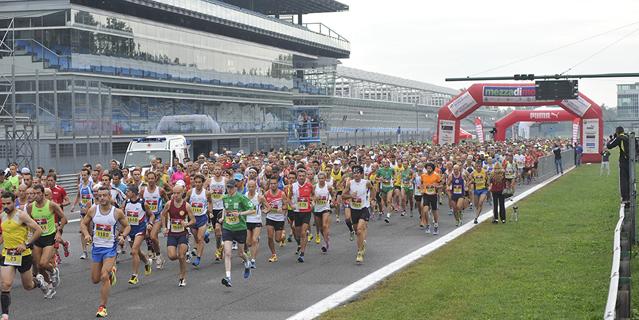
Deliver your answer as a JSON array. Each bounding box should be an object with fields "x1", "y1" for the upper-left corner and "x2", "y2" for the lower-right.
[
  {"x1": 494, "y1": 109, "x2": 578, "y2": 141},
  {"x1": 436, "y1": 83, "x2": 603, "y2": 163}
]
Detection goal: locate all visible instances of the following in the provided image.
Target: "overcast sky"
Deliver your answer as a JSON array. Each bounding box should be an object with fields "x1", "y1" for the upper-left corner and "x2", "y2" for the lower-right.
[{"x1": 310, "y1": 0, "x2": 639, "y2": 108}]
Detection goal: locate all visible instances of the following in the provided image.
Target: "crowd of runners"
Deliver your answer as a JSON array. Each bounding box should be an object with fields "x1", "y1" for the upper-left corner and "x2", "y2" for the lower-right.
[{"x1": 0, "y1": 137, "x2": 569, "y2": 318}]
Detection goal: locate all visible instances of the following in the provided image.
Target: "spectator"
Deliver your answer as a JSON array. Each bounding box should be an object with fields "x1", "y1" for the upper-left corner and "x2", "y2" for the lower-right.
[
  {"x1": 607, "y1": 126, "x2": 630, "y2": 202},
  {"x1": 600, "y1": 147, "x2": 611, "y2": 176},
  {"x1": 552, "y1": 144, "x2": 563, "y2": 175},
  {"x1": 575, "y1": 143, "x2": 583, "y2": 166},
  {"x1": 489, "y1": 163, "x2": 507, "y2": 223}
]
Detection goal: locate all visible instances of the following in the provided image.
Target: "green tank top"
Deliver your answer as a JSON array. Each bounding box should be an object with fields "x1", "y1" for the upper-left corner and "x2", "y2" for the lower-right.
[{"x1": 31, "y1": 200, "x2": 56, "y2": 236}]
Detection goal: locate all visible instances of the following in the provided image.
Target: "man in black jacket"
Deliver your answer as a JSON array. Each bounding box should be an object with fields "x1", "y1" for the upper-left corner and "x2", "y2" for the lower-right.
[{"x1": 606, "y1": 126, "x2": 630, "y2": 202}]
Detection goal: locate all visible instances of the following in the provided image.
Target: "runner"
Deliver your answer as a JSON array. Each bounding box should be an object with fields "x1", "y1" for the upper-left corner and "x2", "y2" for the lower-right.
[
  {"x1": 160, "y1": 185, "x2": 195, "y2": 287},
  {"x1": 471, "y1": 160, "x2": 490, "y2": 224},
  {"x1": 26, "y1": 184, "x2": 67, "y2": 299},
  {"x1": 448, "y1": 164, "x2": 466, "y2": 226},
  {"x1": 264, "y1": 176, "x2": 286, "y2": 262},
  {"x1": 208, "y1": 164, "x2": 226, "y2": 262},
  {"x1": 46, "y1": 173, "x2": 70, "y2": 258},
  {"x1": 123, "y1": 185, "x2": 153, "y2": 285},
  {"x1": 0, "y1": 191, "x2": 45, "y2": 320},
  {"x1": 377, "y1": 160, "x2": 395, "y2": 223},
  {"x1": 245, "y1": 180, "x2": 268, "y2": 269},
  {"x1": 413, "y1": 163, "x2": 424, "y2": 227},
  {"x1": 220, "y1": 179, "x2": 255, "y2": 287},
  {"x1": 186, "y1": 174, "x2": 212, "y2": 268},
  {"x1": 420, "y1": 163, "x2": 441, "y2": 235},
  {"x1": 341, "y1": 165, "x2": 375, "y2": 264},
  {"x1": 290, "y1": 168, "x2": 314, "y2": 263},
  {"x1": 313, "y1": 171, "x2": 333, "y2": 253},
  {"x1": 140, "y1": 171, "x2": 167, "y2": 269},
  {"x1": 80, "y1": 186, "x2": 130, "y2": 318},
  {"x1": 330, "y1": 161, "x2": 344, "y2": 224},
  {"x1": 72, "y1": 168, "x2": 94, "y2": 259}
]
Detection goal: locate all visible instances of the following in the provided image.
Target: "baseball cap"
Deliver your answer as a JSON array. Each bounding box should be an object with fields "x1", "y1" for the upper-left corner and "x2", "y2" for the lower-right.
[
  {"x1": 233, "y1": 173, "x2": 244, "y2": 181},
  {"x1": 226, "y1": 179, "x2": 237, "y2": 189},
  {"x1": 20, "y1": 167, "x2": 30, "y2": 174}
]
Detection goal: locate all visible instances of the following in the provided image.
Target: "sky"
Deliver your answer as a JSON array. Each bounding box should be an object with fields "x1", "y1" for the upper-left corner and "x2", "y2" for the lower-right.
[{"x1": 309, "y1": 0, "x2": 639, "y2": 108}]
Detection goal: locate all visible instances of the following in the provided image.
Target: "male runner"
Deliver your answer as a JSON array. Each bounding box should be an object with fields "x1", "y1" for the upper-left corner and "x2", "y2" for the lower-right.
[
  {"x1": 186, "y1": 174, "x2": 212, "y2": 268},
  {"x1": 421, "y1": 163, "x2": 441, "y2": 235},
  {"x1": 141, "y1": 171, "x2": 167, "y2": 269},
  {"x1": 72, "y1": 168, "x2": 94, "y2": 259},
  {"x1": 123, "y1": 185, "x2": 153, "y2": 285},
  {"x1": 208, "y1": 165, "x2": 226, "y2": 262},
  {"x1": 264, "y1": 176, "x2": 286, "y2": 262},
  {"x1": 342, "y1": 165, "x2": 375, "y2": 264},
  {"x1": 80, "y1": 186, "x2": 130, "y2": 318},
  {"x1": 245, "y1": 180, "x2": 267, "y2": 269},
  {"x1": 290, "y1": 168, "x2": 314, "y2": 262}
]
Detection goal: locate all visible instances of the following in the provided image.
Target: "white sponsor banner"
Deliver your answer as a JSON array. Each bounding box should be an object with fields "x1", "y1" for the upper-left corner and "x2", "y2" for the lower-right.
[
  {"x1": 561, "y1": 96, "x2": 591, "y2": 117},
  {"x1": 474, "y1": 118, "x2": 484, "y2": 143},
  {"x1": 439, "y1": 120, "x2": 456, "y2": 145},
  {"x1": 582, "y1": 119, "x2": 599, "y2": 153},
  {"x1": 448, "y1": 91, "x2": 477, "y2": 118},
  {"x1": 572, "y1": 122, "x2": 579, "y2": 145}
]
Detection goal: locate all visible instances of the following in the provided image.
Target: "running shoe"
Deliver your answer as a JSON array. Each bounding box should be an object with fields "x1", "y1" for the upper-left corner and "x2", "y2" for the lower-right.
[
  {"x1": 448, "y1": 209, "x2": 453, "y2": 216},
  {"x1": 279, "y1": 238, "x2": 285, "y2": 247},
  {"x1": 178, "y1": 278, "x2": 186, "y2": 287},
  {"x1": 474, "y1": 218, "x2": 478, "y2": 224},
  {"x1": 295, "y1": 246, "x2": 301, "y2": 255},
  {"x1": 356, "y1": 251, "x2": 363, "y2": 264},
  {"x1": 156, "y1": 255, "x2": 165, "y2": 270},
  {"x1": 268, "y1": 254, "x2": 278, "y2": 263},
  {"x1": 401, "y1": 211, "x2": 406, "y2": 217},
  {"x1": 63, "y1": 240, "x2": 70, "y2": 257},
  {"x1": 110, "y1": 266, "x2": 117, "y2": 286},
  {"x1": 250, "y1": 259, "x2": 256, "y2": 269},
  {"x1": 144, "y1": 263, "x2": 152, "y2": 276},
  {"x1": 492, "y1": 219, "x2": 498, "y2": 224},
  {"x1": 321, "y1": 246, "x2": 327, "y2": 253},
  {"x1": 384, "y1": 213, "x2": 390, "y2": 224},
  {"x1": 45, "y1": 286, "x2": 56, "y2": 299},
  {"x1": 80, "y1": 251, "x2": 87, "y2": 260},
  {"x1": 297, "y1": 255, "x2": 305, "y2": 263},
  {"x1": 243, "y1": 260, "x2": 251, "y2": 279},
  {"x1": 433, "y1": 225, "x2": 439, "y2": 235},
  {"x1": 232, "y1": 241, "x2": 238, "y2": 250},
  {"x1": 307, "y1": 231, "x2": 313, "y2": 242},
  {"x1": 192, "y1": 256, "x2": 201, "y2": 268},
  {"x1": 96, "y1": 305, "x2": 108, "y2": 318},
  {"x1": 128, "y1": 274, "x2": 139, "y2": 285},
  {"x1": 419, "y1": 224, "x2": 424, "y2": 229},
  {"x1": 221, "y1": 277, "x2": 232, "y2": 287},
  {"x1": 287, "y1": 235, "x2": 293, "y2": 243},
  {"x1": 425, "y1": 225, "x2": 430, "y2": 234},
  {"x1": 51, "y1": 267, "x2": 61, "y2": 288},
  {"x1": 185, "y1": 252, "x2": 192, "y2": 264},
  {"x1": 336, "y1": 217, "x2": 341, "y2": 224},
  {"x1": 204, "y1": 230, "x2": 210, "y2": 244},
  {"x1": 36, "y1": 274, "x2": 47, "y2": 296},
  {"x1": 315, "y1": 234, "x2": 321, "y2": 244},
  {"x1": 349, "y1": 231, "x2": 355, "y2": 241},
  {"x1": 501, "y1": 219, "x2": 506, "y2": 224}
]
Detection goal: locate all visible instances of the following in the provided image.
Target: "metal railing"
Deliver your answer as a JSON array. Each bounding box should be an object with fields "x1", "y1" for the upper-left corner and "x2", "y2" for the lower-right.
[
  {"x1": 604, "y1": 132, "x2": 636, "y2": 319},
  {"x1": 58, "y1": 173, "x2": 78, "y2": 196}
]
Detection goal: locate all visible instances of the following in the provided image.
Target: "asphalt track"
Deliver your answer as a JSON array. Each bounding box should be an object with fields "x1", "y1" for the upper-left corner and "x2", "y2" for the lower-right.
[{"x1": 9, "y1": 180, "x2": 545, "y2": 320}]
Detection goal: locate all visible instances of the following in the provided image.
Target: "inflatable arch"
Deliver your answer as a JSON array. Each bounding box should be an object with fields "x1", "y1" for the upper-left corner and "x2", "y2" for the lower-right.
[
  {"x1": 436, "y1": 83, "x2": 603, "y2": 163},
  {"x1": 494, "y1": 109, "x2": 578, "y2": 141}
]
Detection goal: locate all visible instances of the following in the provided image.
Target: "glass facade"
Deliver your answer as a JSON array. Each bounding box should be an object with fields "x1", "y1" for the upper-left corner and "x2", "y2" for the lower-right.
[{"x1": 617, "y1": 83, "x2": 639, "y2": 119}]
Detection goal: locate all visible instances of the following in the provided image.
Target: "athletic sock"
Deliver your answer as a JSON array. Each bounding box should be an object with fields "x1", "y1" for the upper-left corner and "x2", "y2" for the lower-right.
[
  {"x1": 345, "y1": 219, "x2": 354, "y2": 233},
  {"x1": 1, "y1": 291, "x2": 10, "y2": 315},
  {"x1": 225, "y1": 271, "x2": 231, "y2": 278}
]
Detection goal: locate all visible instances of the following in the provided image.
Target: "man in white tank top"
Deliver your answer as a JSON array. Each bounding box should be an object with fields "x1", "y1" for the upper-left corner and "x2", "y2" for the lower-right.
[
  {"x1": 342, "y1": 165, "x2": 375, "y2": 265},
  {"x1": 186, "y1": 174, "x2": 212, "y2": 268},
  {"x1": 208, "y1": 165, "x2": 226, "y2": 262},
  {"x1": 80, "y1": 186, "x2": 129, "y2": 318}
]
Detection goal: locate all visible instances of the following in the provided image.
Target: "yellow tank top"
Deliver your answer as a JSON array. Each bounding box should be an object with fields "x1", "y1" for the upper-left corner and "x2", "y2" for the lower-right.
[
  {"x1": 1, "y1": 212, "x2": 31, "y2": 257},
  {"x1": 331, "y1": 170, "x2": 343, "y2": 191},
  {"x1": 473, "y1": 170, "x2": 487, "y2": 190}
]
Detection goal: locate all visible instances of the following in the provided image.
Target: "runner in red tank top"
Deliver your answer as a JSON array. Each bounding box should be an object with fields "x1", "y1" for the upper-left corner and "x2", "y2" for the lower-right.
[
  {"x1": 290, "y1": 168, "x2": 315, "y2": 263},
  {"x1": 160, "y1": 185, "x2": 194, "y2": 287}
]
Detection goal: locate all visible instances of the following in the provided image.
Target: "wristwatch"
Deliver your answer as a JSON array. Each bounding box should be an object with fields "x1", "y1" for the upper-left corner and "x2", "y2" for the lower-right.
[{"x1": 25, "y1": 242, "x2": 33, "y2": 249}]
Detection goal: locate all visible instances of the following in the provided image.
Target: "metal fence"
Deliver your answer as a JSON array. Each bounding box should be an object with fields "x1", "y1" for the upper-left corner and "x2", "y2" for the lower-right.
[
  {"x1": 605, "y1": 132, "x2": 636, "y2": 320},
  {"x1": 324, "y1": 130, "x2": 430, "y2": 146}
]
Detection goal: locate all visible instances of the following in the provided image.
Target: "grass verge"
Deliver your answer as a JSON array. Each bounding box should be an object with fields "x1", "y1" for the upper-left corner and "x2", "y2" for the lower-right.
[{"x1": 322, "y1": 159, "x2": 619, "y2": 320}]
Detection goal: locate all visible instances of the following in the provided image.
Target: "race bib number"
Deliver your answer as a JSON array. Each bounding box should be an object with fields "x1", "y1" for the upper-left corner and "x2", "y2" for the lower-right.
[
  {"x1": 474, "y1": 178, "x2": 485, "y2": 189},
  {"x1": 316, "y1": 196, "x2": 328, "y2": 206},
  {"x1": 351, "y1": 197, "x2": 363, "y2": 209},
  {"x1": 191, "y1": 203, "x2": 204, "y2": 215},
  {"x1": 297, "y1": 199, "x2": 309, "y2": 210},
  {"x1": 453, "y1": 186, "x2": 462, "y2": 194},
  {"x1": 211, "y1": 188, "x2": 224, "y2": 200},
  {"x1": 95, "y1": 224, "x2": 112, "y2": 240},
  {"x1": 426, "y1": 186, "x2": 436, "y2": 194},
  {"x1": 80, "y1": 194, "x2": 91, "y2": 207},
  {"x1": 145, "y1": 200, "x2": 158, "y2": 213},
  {"x1": 34, "y1": 218, "x2": 48, "y2": 231},
  {"x1": 170, "y1": 219, "x2": 184, "y2": 233},
  {"x1": 126, "y1": 211, "x2": 139, "y2": 226},
  {"x1": 4, "y1": 249, "x2": 22, "y2": 266},
  {"x1": 225, "y1": 212, "x2": 239, "y2": 225},
  {"x1": 382, "y1": 181, "x2": 392, "y2": 188},
  {"x1": 270, "y1": 200, "x2": 281, "y2": 210}
]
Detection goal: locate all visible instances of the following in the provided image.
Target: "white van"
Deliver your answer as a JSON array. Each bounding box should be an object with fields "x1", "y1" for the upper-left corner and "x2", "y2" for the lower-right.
[{"x1": 122, "y1": 135, "x2": 189, "y2": 170}]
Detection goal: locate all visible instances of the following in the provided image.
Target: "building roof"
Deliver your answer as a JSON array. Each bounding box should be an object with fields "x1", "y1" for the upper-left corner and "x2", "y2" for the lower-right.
[
  {"x1": 220, "y1": 0, "x2": 349, "y2": 15},
  {"x1": 336, "y1": 66, "x2": 460, "y2": 96}
]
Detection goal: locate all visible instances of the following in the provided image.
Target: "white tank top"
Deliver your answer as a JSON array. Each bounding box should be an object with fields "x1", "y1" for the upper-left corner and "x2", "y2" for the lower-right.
[
  {"x1": 265, "y1": 190, "x2": 285, "y2": 222},
  {"x1": 143, "y1": 186, "x2": 162, "y2": 216},
  {"x1": 209, "y1": 177, "x2": 226, "y2": 210},
  {"x1": 92, "y1": 205, "x2": 117, "y2": 248},
  {"x1": 189, "y1": 188, "x2": 208, "y2": 217},
  {"x1": 414, "y1": 175, "x2": 423, "y2": 196},
  {"x1": 124, "y1": 199, "x2": 146, "y2": 227},
  {"x1": 245, "y1": 191, "x2": 262, "y2": 223},
  {"x1": 314, "y1": 183, "x2": 331, "y2": 212},
  {"x1": 349, "y1": 179, "x2": 370, "y2": 210}
]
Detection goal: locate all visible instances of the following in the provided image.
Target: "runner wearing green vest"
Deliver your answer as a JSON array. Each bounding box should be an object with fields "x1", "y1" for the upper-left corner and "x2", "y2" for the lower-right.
[
  {"x1": 220, "y1": 179, "x2": 255, "y2": 288},
  {"x1": 26, "y1": 184, "x2": 67, "y2": 299}
]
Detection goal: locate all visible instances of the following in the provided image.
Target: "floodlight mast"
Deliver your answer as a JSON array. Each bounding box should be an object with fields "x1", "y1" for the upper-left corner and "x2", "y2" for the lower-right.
[{"x1": 445, "y1": 72, "x2": 639, "y2": 82}]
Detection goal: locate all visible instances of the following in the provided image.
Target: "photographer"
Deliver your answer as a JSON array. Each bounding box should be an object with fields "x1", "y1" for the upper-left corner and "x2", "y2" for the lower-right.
[{"x1": 606, "y1": 126, "x2": 630, "y2": 202}]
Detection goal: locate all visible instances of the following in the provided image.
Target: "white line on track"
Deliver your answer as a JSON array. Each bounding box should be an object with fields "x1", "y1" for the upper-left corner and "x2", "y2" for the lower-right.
[{"x1": 286, "y1": 167, "x2": 574, "y2": 320}]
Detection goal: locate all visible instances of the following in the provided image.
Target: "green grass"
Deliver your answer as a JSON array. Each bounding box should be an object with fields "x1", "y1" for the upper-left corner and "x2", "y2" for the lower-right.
[{"x1": 322, "y1": 156, "x2": 620, "y2": 320}]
